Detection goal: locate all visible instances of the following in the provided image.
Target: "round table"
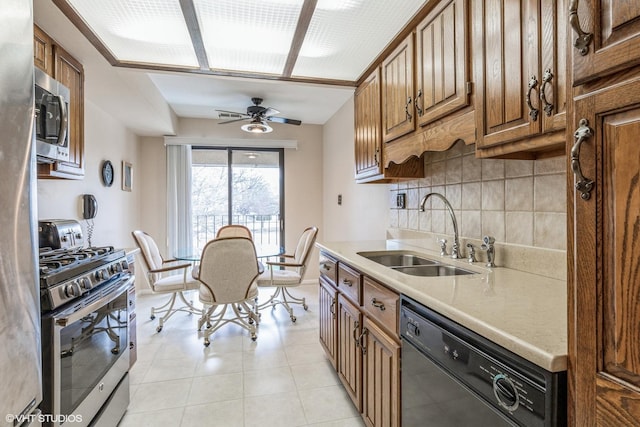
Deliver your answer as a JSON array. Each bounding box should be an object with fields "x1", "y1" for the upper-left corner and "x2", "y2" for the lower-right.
[{"x1": 174, "y1": 243, "x2": 283, "y2": 262}]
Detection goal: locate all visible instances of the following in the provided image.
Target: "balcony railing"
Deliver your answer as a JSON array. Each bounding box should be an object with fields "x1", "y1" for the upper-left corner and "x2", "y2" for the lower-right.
[{"x1": 193, "y1": 213, "x2": 281, "y2": 253}]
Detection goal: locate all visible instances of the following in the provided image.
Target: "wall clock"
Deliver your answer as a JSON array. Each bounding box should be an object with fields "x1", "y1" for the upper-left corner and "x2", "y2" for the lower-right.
[{"x1": 101, "y1": 160, "x2": 114, "y2": 187}]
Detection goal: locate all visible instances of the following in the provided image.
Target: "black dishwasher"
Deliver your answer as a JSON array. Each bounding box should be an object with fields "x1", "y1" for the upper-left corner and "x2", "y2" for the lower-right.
[{"x1": 400, "y1": 296, "x2": 566, "y2": 426}]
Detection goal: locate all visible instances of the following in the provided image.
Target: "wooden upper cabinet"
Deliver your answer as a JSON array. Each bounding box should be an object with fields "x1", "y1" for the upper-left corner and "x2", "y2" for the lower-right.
[
  {"x1": 381, "y1": 34, "x2": 415, "y2": 143},
  {"x1": 473, "y1": 0, "x2": 566, "y2": 156},
  {"x1": 355, "y1": 69, "x2": 382, "y2": 181},
  {"x1": 571, "y1": 0, "x2": 640, "y2": 85},
  {"x1": 570, "y1": 76, "x2": 640, "y2": 426},
  {"x1": 35, "y1": 25, "x2": 85, "y2": 179},
  {"x1": 415, "y1": 0, "x2": 469, "y2": 127},
  {"x1": 34, "y1": 25, "x2": 54, "y2": 75}
]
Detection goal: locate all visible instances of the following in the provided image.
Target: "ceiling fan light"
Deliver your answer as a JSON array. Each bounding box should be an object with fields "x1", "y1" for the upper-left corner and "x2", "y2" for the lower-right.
[{"x1": 241, "y1": 119, "x2": 273, "y2": 133}]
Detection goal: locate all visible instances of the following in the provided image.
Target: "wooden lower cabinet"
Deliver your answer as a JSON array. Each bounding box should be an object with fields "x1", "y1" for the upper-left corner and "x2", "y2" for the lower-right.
[
  {"x1": 570, "y1": 76, "x2": 640, "y2": 425},
  {"x1": 319, "y1": 277, "x2": 338, "y2": 369},
  {"x1": 319, "y1": 254, "x2": 401, "y2": 427},
  {"x1": 361, "y1": 317, "x2": 400, "y2": 427},
  {"x1": 337, "y1": 293, "x2": 363, "y2": 411}
]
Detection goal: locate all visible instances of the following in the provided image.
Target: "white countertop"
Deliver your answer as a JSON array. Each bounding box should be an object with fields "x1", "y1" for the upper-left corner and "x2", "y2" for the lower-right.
[{"x1": 316, "y1": 240, "x2": 567, "y2": 373}]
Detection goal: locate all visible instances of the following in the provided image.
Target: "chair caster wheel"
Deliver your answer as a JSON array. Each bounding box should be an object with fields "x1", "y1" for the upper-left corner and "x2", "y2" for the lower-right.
[
  {"x1": 204, "y1": 338, "x2": 210, "y2": 347},
  {"x1": 291, "y1": 316, "x2": 297, "y2": 323},
  {"x1": 251, "y1": 333, "x2": 257, "y2": 341},
  {"x1": 303, "y1": 304, "x2": 309, "y2": 311},
  {"x1": 156, "y1": 326, "x2": 163, "y2": 332},
  {"x1": 150, "y1": 315, "x2": 156, "y2": 320}
]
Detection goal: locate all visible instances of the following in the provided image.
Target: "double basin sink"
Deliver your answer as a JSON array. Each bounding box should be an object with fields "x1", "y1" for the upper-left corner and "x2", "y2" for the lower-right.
[{"x1": 357, "y1": 250, "x2": 477, "y2": 277}]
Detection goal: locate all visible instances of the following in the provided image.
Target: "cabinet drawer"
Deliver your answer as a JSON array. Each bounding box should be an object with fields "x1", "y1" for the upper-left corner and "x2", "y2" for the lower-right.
[
  {"x1": 363, "y1": 276, "x2": 398, "y2": 336},
  {"x1": 319, "y1": 252, "x2": 337, "y2": 285},
  {"x1": 337, "y1": 263, "x2": 361, "y2": 305}
]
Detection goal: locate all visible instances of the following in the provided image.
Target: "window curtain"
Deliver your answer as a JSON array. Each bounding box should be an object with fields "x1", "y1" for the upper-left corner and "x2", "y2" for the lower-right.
[{"x1": 166, "y1": 144, "x2": 193, "y2": 258}]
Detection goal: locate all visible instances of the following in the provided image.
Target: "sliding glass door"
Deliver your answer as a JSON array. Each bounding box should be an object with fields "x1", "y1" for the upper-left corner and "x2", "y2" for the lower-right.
[{"x1": 191, "y1": 147, "x2": 284, "y2": 252}]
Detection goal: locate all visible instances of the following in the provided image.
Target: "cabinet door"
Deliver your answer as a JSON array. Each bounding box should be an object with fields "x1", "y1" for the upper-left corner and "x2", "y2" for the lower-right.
[
  {"x1": 34, "y1": 25, "x2": 53, "y2": 75},
  {"x1": 337, "y1": 293, "x2": 362, "y2": 411},
  {"x1": 570, "y1": 78, "x2": 640, "y2": 425},
  {"x1": 473, "y1": 0, "x2": 540, "y2": 148},
  {"x1": 415, "y1": 0, "x2": 469, "y2": 127},
  {"x1": 540, "y1": 0, "x2": 567, "y2": 134},
  {"x1": 571, "y1": 0, "x2": 640, "y2": 85},
  {"x1": 53, "y1": 45, "x2": 85, "y2": 177},
  {"x1": 381, "y1": 34, "x2": 415, "y2": 143},
  {"x1": 319, "y1": 278, "x2": 338, "y2": 369},
  {"x1": 355, "y1": 68, "x2": 382, "y2": 181},
  {"x1": 361, "y1": 318, "x2": 400, "y2": 427}
]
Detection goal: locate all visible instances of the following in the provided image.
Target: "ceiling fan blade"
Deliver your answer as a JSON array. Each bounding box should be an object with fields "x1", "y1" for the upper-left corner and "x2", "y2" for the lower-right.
[
  {"x1": 218, "y1": 117, "x2": 250, "y2": 124},
  {"x1": 267, "y1": 116, "x2": 302, "y2": 126},
  {"x1": 215, "y1": 109, "x2": 247, "y2": 116},
  {"x1": 263, "y1": 107, "x2": 280, "y2": 117}
]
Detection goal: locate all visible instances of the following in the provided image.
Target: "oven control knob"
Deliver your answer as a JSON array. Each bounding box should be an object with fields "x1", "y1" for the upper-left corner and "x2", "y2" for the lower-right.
[
  {"x1": 64, "y1": 282, "x2": 81, "y2": 298},
  {"x1": 111, "y1": 262, "x2": 122, "y2": 274},
  {"x1": 95, "y1": 269, "x2": 109, "y2": 280},
  {"x1": 79, "y1": 277, "x2": 92, "y2": 290},
  {"x1": 493, "y1": 374, "x2": 519, "y2": 411}
]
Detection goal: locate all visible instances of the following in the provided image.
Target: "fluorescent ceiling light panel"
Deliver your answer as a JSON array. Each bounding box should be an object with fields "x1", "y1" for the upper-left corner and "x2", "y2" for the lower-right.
[
  {"x1": 293, "y1": 0, "x2": 426, "y2": 80},
  {"x1": 194, "y1": 0, "x2": 302, "y2": 75},
  {"x1": 67, "y1": 0, "x2": 198, "y2": 67}
]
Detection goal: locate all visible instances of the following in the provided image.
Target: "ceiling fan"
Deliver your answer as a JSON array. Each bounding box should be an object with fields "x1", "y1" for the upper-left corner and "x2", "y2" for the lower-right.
[{"x1": 217, "y1": 97, "x2": 302, "y2": 133}]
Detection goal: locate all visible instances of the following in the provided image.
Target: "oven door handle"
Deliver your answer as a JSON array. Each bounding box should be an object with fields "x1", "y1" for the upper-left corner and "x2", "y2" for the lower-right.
[{"x1": 55, "y1": 276, "x2": 134, "y2": 327}]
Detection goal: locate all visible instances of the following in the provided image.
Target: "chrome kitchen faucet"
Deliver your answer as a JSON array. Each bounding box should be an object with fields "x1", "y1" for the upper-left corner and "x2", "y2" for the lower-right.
[{"x1": 419, "y1": 192, "x2": 463, "y2": 259}]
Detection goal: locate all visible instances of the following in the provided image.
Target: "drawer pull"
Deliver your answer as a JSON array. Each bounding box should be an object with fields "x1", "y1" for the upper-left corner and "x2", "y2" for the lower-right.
[
  {"x1": 321, "y1": 263, "x2": 331, "y2": 271},
  {"x1": 342, "y1": 278, "x2": 353, "y2": 287},
  {"x1": 353, "y1": 320, "x2": 360, "y2": 346},
  {"x1": 371, "y1": 298, "x2": 386, "y2": 311}
]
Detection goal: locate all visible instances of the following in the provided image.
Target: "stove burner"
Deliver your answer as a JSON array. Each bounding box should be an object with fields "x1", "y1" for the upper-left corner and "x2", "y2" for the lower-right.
[{"x1": 39, "y1": 246, "x2": 115, "y2": 276}]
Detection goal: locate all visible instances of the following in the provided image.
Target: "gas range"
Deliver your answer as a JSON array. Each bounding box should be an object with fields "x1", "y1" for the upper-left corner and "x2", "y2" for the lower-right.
[{"x1": 39, "y1": 246, "x2": 130, "y2": 312}]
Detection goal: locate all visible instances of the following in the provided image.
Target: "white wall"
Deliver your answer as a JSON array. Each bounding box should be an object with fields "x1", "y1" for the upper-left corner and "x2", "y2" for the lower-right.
[
  {"x1": 137, "y1": 117, "x2": 324, "y2": 281},
  {"x1": 322, "y1": 96, "x2": 389, "y2": 242},
  {"x1": 37, "y1": 100, "x2": 141, "y2": 249}
]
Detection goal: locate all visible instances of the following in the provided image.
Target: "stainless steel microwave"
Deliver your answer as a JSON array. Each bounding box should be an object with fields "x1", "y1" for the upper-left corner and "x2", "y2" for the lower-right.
[{"x1": 34, "y1": 67, "x2": 70, "y2": 163}]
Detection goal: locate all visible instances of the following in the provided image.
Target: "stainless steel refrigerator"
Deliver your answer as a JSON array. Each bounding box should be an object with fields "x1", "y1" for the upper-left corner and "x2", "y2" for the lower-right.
[{"x1": 0, "y1": 1, "x2": 43, "y2": 426}]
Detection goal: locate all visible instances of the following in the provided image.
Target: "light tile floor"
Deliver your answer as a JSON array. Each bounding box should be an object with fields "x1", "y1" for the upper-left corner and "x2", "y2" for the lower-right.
[{"x1": 119, "y1": 284, "x2": 364, "y2": 427}]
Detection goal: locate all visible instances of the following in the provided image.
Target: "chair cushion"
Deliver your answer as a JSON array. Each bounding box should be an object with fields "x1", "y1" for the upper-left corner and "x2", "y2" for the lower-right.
[
  {"x1": 153, "y1": 274, "x2": 200, "y2": 293},
  {"x1": 256, "y1": 269, "x2": 301, "y2": 287},
  {"x1": 199, "y1": 281, "x2": 259, "y2": 304}
]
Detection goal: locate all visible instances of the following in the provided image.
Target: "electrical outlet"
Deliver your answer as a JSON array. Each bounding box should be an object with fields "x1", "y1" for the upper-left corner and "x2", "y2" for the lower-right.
[
  {"x1": 396, "y1": 193, "x2": 406, "y2": 209},
  {"x1": 338, "y1": 194, "x2": 342, "y2": 205}
]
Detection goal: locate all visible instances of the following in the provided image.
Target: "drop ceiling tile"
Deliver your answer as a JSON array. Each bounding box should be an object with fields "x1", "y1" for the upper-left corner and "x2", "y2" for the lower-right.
[
  {"x1": 194, "y1": 0, "x2": 303, "y2": 75},
  {"x1": 67, "y1": 0, "x2": 198, "y2": 67},
  {"x1": 292, "y1": 0, "x2": 427, "y2": 80}
]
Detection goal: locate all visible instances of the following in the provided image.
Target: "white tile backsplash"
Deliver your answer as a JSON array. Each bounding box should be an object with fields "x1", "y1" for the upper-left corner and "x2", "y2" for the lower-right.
[{"x1": 391, "y1": 141, "x2": 567, "y2": 251}]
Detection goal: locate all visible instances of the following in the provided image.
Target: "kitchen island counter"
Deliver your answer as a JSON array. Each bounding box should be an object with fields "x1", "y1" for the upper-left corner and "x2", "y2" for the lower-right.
[{"x1": 316, "y1": 239, "x2": 567, "y2": 372}]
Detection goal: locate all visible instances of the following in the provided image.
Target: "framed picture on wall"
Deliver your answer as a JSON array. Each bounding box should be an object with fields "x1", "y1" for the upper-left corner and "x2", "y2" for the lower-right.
[{"x1": 122, "y1": 161, "x2": 132, "y2": 192}]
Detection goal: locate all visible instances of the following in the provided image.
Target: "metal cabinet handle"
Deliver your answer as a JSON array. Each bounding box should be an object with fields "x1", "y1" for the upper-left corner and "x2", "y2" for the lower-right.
[
  {"x1": 569, "y1": 0, "x2": 593, "y2": 56},
  {"x1": 374, "y1": 148, "x2": 380, "y2": 166},
  {"x1": 359, "y1": 328, "x2": 369, "y2": 355},
  {"x1": 330, "y1": 299, "x2": 336, "y2": 317},
  {"x1": 526, "y1": 75, "x2": 539, "y2": 121},
  {"x1": 342, "y1": 278, "x2": 353, "y2": 287},
  {"x1": 353, "y1": 320, "x2": 360, "y2": 347},
  {"x1": 321, "y1": 263, "x2": 331, "y2": 271},
  {"x1": 414, "y1": 89, "x2": 424, "y2": 117},
  {"x1": 405, "y1": 96, "x2": 413, "y2": 122},
  {"x1": 371, "y1": 298, "x2": 386, "y2": 311},
  {"x1": 571, "y1": 118, "x2": 594, "y2": 200},
  {"x1": 540, "y1": 69, "x2": 554, "y2": 116}
]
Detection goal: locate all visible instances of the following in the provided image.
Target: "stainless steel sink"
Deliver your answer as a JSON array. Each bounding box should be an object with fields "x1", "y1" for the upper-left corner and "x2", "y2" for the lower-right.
[
  {"x1": 391, "y1": 265, "x2": 476, "y2": 277},
  {"x1": 357, "y1": 251, "x2": 438, "y2": 267},
  {"x1": 357, "y1": 250, "x2": 478, "y2": 277}
]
